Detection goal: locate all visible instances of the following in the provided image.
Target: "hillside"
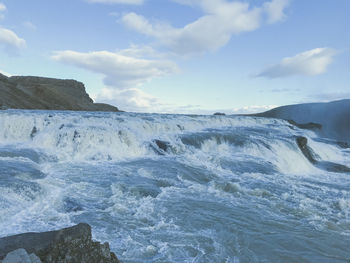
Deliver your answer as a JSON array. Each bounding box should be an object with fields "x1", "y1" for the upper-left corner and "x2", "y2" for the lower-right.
[
  {"x1": 0, "y1": 73, "x2": 119, "y2": 112},
  {"x1": 254, "y1": 99, "x2": 350, "y2": 143}
]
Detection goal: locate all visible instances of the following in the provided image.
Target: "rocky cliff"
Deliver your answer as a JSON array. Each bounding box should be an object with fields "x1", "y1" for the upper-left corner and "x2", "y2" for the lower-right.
[{"x1": 0, "y1": 73, "x2": 120, "y2": 112}]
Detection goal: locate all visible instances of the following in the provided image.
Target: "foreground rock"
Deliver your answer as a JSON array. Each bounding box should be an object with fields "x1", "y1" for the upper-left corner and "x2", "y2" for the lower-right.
[
  {"x1": 0, "y1": 223, "x2": 119, "y2": 263},
  {"x1": 254, "y1": 99, "x2": 350, "y2": 144},
  {"x1": 2, "y1": 248, "x2": 42, "y2": 263},
  {"x1": 0, "y1": 73, "x2": 120, "y2": 112}
]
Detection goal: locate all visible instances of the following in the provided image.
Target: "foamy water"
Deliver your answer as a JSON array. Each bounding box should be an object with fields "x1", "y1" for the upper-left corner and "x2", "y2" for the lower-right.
[{"x1": 0, "y1": 110, "x2": 350, "y2": 262}]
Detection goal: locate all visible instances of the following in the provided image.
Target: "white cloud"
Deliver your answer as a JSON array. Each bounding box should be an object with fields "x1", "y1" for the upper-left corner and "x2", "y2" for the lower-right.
[
  {"x1": 93, "y1": 87, "x2": 278, "y2": 114},
  {"x1": 121, "y1": 0, "x2": 290, "y2": 55},
  {"x1": 231, "y1": 104, "x2": 277, "y2": 114},
  {"x1": 0, "y1": 2, "x2": 6, "y2": 12},
  {"x1": 86, "y1": 0, "x2": 143, "y2": 4},
  {"x1": 0, "y1": 2, "x2": 6, "y2": 19},
  {"x1": 159, "y1": 104, "x2": 278, "y2": 115},
  {"x1": 0, "y1": 4, "x2": 26, "y2": 52},
  {"x1": 117, "y1": 44, "x2": 167, "y2": 59},
  {"x1": 0, "y1": 27, "x2": 26, "y2": 52},
  {"x1": 92, "y1": 87, "x2": 163, "y2": 112},
  {"x1": 22, "y1": 21, "x2": 37, "y2": 31},
  {"x1": 52, "y1": 49, "x2": 178, "y2": 89},
  {"x1": 52, "y1": 47, "x2": 180, "y2": 112},
  {"x1": 258, "y1": 48, "x2": 337, "y2": 78},
  {"x1": 263, "y1": 0, "x2": 290, "y2": 24}
]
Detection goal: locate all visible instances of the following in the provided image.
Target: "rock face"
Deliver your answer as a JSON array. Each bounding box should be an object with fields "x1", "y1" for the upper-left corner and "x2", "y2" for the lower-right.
[
  {"x1": 0, "y1": 73, "x2": 120, "y2": 112},
  {"x1": 0, "y1": 223, "x2": 119, "y2": 263},
  {"x1": 254, "y1": 99, "x2": 350, "y2": 144}
]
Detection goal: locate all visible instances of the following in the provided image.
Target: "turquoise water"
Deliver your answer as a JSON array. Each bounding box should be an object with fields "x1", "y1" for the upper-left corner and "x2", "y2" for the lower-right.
[{"x1": 0, "y1": 110, "x2": 349, "y2": 262}]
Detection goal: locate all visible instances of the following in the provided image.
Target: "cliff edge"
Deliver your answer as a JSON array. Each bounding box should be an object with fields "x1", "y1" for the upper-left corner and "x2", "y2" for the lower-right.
[{"x1": 0, "y1": 73, "x2": 120, "y2": 112}]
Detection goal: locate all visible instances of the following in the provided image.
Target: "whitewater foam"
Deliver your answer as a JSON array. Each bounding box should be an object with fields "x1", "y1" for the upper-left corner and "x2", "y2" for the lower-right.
[{"x1": 1, "y1": 110, "x2": 350, "y2": 262}]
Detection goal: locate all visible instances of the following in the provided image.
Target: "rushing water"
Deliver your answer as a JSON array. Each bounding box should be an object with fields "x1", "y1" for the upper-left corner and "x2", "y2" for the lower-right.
[{"x1": 0, "y1": 110, "x2": 349, "y2": 262}]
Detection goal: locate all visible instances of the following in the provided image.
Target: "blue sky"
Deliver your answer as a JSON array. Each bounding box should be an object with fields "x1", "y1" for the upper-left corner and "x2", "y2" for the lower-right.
[{"x1": 0, "y1": 0, "x2": 349, "y2": 113}]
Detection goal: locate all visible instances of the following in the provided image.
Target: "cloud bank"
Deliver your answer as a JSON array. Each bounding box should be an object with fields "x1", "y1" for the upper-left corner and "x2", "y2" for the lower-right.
[
  {"x1": 121, "y1": 0, "x2": 290, "y2": 55},
  {"x1": 52, "y1": 48, "x2": 179, "y2": 111},
  {"x1": 258, "y1": 48, "x2": 337, "y2": 78},
  {"x1": 86, "y1": 0, "x2": 143, "y2": 5},
  {"x1": 92, "y1": 87, "x2": 162, "y2": 112},
  {"x1": 52, "y1": 49, "x2": 178, "y2": 89}
]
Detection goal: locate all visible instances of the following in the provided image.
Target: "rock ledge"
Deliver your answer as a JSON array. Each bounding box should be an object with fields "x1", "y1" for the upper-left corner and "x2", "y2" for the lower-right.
[{"x1": 0, "y1": 223, "x2": 119, "y2": 263}]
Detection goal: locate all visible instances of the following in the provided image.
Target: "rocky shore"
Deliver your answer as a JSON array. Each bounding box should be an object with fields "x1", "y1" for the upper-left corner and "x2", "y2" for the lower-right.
[
  {"x1": 0, "y1": 223, "x2": 119, "y2": 263},
  {"x1": 0, "y1": 73, "x2": 120, "y2": 112}
]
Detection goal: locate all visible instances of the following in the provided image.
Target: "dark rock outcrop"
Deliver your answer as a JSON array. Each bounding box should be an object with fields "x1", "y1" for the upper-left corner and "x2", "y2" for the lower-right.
[
  {"x1": 151, "y1": 139, "x2": 172, "y2": 155},
  {"x1": 0, "y1": 73, "x2": 120, "y2": 112},
  {"x1": 296, "y1": 136, "x2": 317, "y2": 164},
  {"x1": 287, "y1": 120, "x2": 322, "y2": 131},
  {"x1": 213, "y1": 112, "x2": 226, "y2": 116},
  {"x1": 296, "y1": 136, "x2": 350, "y2": 173},
  {"x1": 0, "y1": 223, "x2": 119, "y2": 263},
  {"x1": 336, "y1": 141, "x2": 349, "y2": 149},
  {"x1": 254, "y1": 99, "x2": 350, "y2": 144}
]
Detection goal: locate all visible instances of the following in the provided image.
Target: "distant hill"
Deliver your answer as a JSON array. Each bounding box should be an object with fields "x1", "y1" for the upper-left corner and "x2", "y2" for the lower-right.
[
  {"x1": 0, "y1": 73, "x2": 120, "y2": 112},
  {"x1": 254, "y1": 99, "x2": 350, "y2": 143}
]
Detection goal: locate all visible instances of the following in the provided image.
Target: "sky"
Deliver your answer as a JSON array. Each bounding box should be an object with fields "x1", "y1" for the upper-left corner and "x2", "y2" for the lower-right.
[{"x1": 0, "y1": 0, "x2": 349, "y2": 114}]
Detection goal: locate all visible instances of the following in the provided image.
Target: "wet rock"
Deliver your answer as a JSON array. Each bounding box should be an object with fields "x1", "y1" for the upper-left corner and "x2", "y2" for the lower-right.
[
  {"x1": 177, "y1": 124, "x2": 185, "y2": 131},
  {"x1": 0, "y1": 223, "x2": 119, "y2": 263},
  {"x1": 296, "y1": 136, "x2": 350, "y2": 173},
  {"x1": 287, "y1": 120, "x2": 322, "y2": 130},
  {"x1": 336, "y1": 141, "x2": 349, "y2": 149},
  {"x1": 63, "y1": 198, "x2": 84, "y2": 213},
  {"x1": 155, "y1": 140, "x2": 170, "y2": 152},
  {"x1": 30, "y1": 127, "x2": 38, "y2": 139},
  {"x1": 296, "y1": 136, "x2": 317, "y2": 164},
  {"x1": 213, "y1": 112, "x2": 226, "y2": 116},
  {"x1": 151, "y1": 139, "x2": 172, "y2": 155},
  {"x1": 73, "y1": 130, "x2": 80, "y2": 141},
  {"x1": 316, "y1": 161, "x2": 350, "y2": 173}
]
